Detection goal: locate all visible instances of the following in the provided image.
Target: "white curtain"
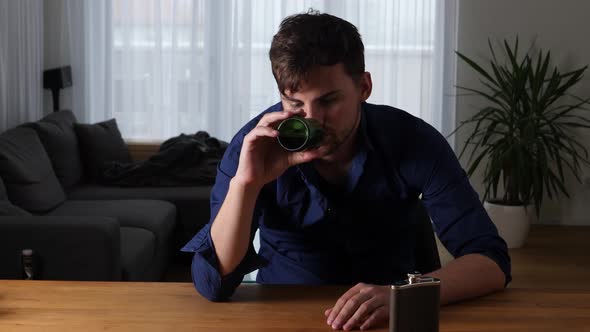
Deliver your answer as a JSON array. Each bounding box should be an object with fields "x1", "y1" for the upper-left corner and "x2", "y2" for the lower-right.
[
  {"x1": 0, "y1": 0, "x2": 44, "y2": 132},
  {"x1": 62, "y1": 0, "x2": 455, "y2": 142}
]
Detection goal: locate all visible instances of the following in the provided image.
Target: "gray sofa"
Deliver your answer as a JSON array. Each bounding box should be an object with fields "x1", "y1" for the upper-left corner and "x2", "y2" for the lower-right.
[{"x1": 0, "y1": 111, "x2": 212, "y2": 281}]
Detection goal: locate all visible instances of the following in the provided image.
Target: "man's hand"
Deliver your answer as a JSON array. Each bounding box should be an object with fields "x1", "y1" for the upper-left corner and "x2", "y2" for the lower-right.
[
  {"x1": 211, "y1": 109, "x2": 331, "y2": 277},
  {"x1": 233, "y1": 110, "x2": 328, "y2": 189},
  {"x1": 323, "y1": 254, "x2": 506, "y2": 330},
  {"x1": 325, "y1": 283, "x2": 389, "y2": 330}
]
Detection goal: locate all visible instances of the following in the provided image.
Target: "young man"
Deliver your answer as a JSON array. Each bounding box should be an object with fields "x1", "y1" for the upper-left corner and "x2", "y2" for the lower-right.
[{"x1": 183, "y1": 11, "x2": 510, "y2": 331}]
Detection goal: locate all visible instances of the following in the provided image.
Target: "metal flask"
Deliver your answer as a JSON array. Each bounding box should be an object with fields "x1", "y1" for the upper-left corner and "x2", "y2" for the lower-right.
[{"x1": 390, "y1": 273, "x2": 441, "y2": 332}]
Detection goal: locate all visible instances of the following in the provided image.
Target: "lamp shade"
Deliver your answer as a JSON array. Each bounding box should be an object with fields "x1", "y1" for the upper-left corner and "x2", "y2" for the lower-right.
[{"x1": 43, "y1": 66, "x2": 72, "y2": 90}]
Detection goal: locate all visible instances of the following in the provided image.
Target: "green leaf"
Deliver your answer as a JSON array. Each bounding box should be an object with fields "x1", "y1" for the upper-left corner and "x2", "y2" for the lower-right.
[
  {"x1": 456, "y1": 51, "x2": 497, "y2": 85},
  {"x1": 451, "y1": 36, "x2": 590, "y2": 216}
]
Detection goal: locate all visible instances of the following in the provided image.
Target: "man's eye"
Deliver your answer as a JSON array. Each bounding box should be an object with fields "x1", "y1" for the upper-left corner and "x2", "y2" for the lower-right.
[{"x1": 319, "y1": 98, "x2": 336, "y2": 106}]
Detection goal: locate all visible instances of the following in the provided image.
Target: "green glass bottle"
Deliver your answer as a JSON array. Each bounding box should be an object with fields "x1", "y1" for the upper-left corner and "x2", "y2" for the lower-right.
[{"x1": 277, "y1": 116, "x2": 324, "y2": 152}]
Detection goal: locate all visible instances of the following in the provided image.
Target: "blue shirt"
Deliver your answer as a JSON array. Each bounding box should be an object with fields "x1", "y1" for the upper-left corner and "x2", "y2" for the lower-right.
[{"x1": 182, "y1": 102, "x2": 511, "y2": 301}]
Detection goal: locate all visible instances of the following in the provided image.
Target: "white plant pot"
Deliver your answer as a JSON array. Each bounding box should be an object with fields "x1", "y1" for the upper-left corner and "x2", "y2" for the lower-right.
[{"x1": 483, "y1": 201, "x2": 534, "y2": 248}]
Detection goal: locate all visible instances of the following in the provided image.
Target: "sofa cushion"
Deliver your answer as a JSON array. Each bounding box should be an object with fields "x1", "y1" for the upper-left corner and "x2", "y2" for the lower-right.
[
  {"x1": 47, "y1": 199, "x2": 176, "y2": 280},
  {"x1": 66, "y1": 184, "x2": 211, "y2": 201},
  {"x1": 0, "y1": 200, "x2": 32, "y2": 216},
  {"x1": 0, "y1": 127, "x2": 66, "y2": 212},
  {"x1": 28, "y1": 110, "x2": 84, "y2": 188},
  {"x1": 46, "y1": 199, "x2": 176, "y2": 246},
  {"x1": 66, "y1": 184, "x2": 212, "y2": 244},
  {"x1": 74, "y1": 118, "x2": 132, "y2": 181},
  {"x1": 120, "y1": 226, "x2": 155, "y2": 281}
]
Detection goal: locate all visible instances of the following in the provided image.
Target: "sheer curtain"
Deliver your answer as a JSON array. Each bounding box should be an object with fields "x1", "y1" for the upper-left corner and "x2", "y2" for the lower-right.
[
  {"x1": 0, "y1": 0, "x2": 44, "y2": 132},
  {"x1": 63, "y1": 0, "x2": 455, "y2": 142}
]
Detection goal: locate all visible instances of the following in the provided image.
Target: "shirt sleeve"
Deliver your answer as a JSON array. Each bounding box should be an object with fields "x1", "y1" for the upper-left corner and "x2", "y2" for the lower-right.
[
  {"x1": 181, "y1": 131, "x2": 268, "y2": 301},
  {"x1": 401, "y1": 118, "x2": 512, "y2": 286}
]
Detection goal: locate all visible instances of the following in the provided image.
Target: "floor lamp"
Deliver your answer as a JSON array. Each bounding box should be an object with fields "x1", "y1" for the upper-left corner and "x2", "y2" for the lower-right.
[{"x1": 43, "y1": 66, "x2": 72, "y2": 112}]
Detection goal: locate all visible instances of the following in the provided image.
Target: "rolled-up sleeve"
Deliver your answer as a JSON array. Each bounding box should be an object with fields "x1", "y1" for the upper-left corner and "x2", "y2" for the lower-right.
[
  {"x1": 182, "y1": 222, "x2": 265, "y2": 301},
  {"x1": 403, "y1": 119, "x2": 511, "y2": 286},
  {"x1": 181, "y1": 126, "x2": 268, "y2": 301}
]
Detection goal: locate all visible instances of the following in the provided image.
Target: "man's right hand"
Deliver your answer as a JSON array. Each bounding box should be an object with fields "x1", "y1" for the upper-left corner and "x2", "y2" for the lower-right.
[
  {"x1": 233, "y1": 110, "x2": 327, "y2": 189},
  {"x1": 210, "y1": 110, "x2": 327, "y2": 277}
]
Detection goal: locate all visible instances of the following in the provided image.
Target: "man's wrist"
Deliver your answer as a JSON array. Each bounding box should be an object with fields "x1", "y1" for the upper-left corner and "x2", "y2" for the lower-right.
[{"x1": 230, "y1": 176, "x2": 264, "y2": 195}]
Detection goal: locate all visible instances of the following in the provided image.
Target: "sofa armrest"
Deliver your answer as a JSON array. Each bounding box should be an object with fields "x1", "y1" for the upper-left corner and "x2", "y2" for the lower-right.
[{"x1": 0, "y1": 216, "x2": 122, "y2": 281}]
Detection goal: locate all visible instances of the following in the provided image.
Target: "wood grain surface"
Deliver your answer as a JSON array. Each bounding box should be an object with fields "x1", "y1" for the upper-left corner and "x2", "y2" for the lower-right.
[
  {"x1": 2, "y1": 226, "x2": 589, "y2": 331},
  {"x1": 1, "y1": 281, "x2": 589, "y2": 331}
]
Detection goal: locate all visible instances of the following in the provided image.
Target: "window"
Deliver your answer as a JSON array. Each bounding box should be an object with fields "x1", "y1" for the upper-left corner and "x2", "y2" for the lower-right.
[{"x1": 104, "y1": 0, "x2": 442, "y2": 141}]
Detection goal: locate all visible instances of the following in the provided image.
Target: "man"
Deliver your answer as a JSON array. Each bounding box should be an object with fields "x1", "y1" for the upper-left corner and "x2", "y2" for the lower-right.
[{"x1": 182, "y1": 11, "x2": 510, "y2": 331}]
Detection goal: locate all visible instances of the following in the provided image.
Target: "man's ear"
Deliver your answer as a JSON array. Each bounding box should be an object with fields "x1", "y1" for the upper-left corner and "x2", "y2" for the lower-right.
[{"x1": 360, "y1": 72, "x2": 372, "y2": 102}]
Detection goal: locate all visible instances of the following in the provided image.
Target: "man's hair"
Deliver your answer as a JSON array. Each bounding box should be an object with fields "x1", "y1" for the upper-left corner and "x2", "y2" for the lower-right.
[{"x1": 269, "y1": 9, "x2": 365, "y2": 94}]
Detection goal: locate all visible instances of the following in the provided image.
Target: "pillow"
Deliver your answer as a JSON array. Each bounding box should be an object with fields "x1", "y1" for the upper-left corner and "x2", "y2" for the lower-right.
[
  {"x1": 74, "y1": 118, "x2": 132, "y2": 181},
  {"x1": 0, "y1": 200, "x2": 32, "y2": 216},
  {"x1": 0, "y1": 127, "x2": 66, "y2": 212},
  {"x1": 27, "y1": 110, "x2": 84, "y2": 187}
]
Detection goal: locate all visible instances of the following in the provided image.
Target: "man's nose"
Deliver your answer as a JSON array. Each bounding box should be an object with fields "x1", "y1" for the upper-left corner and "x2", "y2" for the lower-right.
[{"x1": 303, "y1": 104, "x2": 325, "y2": 122}]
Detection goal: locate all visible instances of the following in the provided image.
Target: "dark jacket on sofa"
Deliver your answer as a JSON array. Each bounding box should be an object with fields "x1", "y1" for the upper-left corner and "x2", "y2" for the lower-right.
[{"x1": 101, "y1": 131, "x2": 227, "y2": 187}]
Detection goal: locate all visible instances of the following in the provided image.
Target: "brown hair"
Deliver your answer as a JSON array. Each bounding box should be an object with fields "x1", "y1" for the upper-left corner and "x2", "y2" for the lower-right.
[{"x1": 269, "y1": 10, "x2": 365, "y2": 94}]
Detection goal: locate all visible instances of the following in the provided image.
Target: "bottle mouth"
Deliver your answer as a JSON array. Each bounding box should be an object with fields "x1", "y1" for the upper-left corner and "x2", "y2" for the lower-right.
[{"x1": 277, "y1": 117, "x2": 310, "y2": 151}]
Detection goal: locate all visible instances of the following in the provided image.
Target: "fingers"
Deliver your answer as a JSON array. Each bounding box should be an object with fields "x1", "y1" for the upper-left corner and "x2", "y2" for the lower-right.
[
  {"x1": 327, "y1": 283, "x2": 365, "y2": 326},
  {"x1": 359, "y1": 306, "x2": 388, "y2": 330},
  {"x1": 247, "y1": 110, "x2": 324, "y2": 168},
  {"x1": 330, "y1": 291, "x2": 372, "y2": 330},
  {"x1": 287, "y1": 139, "x2": 332, "y2": 165},
  {"x1": 257, "y1": 109, "x2": 302, "y2": 128},
  {"x1": 243, "y1": 125, "x2": 279, "y2": 144},
  {"x1": 327, "y1": 284, "x2": 390, "y2": 330},
  {"x1": 342, "y1": 298, "x2": 383, "y2": 330}
]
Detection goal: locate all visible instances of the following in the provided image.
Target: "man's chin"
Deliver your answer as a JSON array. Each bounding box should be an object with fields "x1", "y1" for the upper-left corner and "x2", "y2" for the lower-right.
[{"x1": 313, "y1": 143, "x2": 339, "y2": 162}]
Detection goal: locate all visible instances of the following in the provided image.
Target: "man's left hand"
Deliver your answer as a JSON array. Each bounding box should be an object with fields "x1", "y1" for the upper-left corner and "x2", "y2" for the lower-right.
[{"x1": 325, "y1": 283, "x2": 389, "y2": 330}]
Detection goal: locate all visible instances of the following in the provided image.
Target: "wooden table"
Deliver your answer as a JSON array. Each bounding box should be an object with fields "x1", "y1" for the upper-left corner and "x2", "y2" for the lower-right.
[
  {"x1": 1, "y1": 281, "x2": 589, "y2": 332},
  {"x1": 509, "y1": 225, "x2": 590, "y2": 290},
  {"x1": 2, "y1": 225, "x2": 589, "y2": 331}
]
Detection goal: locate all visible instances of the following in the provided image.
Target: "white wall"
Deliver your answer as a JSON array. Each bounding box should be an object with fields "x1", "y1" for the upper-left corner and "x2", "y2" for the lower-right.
[{"x1": 456, "y1": 0, "x2": 590, "y2": 225}]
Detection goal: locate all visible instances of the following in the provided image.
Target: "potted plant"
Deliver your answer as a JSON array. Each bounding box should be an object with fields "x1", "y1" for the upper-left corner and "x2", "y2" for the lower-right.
[{"x1": 451, "y1": 38, "x2": 590, "y2": 248}]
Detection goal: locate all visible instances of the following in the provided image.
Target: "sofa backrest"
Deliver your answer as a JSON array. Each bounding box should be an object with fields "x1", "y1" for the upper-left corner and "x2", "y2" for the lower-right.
[
  {"x1": 26, "y1": 110, "x2": 84, "y2": 188},
  {"x1": 0, "y1": 127, "x2": 66, "y2": 212},
  {"x1": 0, "y1": 175, "x2": 6, "y2": 200}
]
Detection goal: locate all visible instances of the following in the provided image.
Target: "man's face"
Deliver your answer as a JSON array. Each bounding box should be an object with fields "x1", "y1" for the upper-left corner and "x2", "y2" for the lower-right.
[{"x1": 280, "y1": 63, "x2": 372, "y2": 161}]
